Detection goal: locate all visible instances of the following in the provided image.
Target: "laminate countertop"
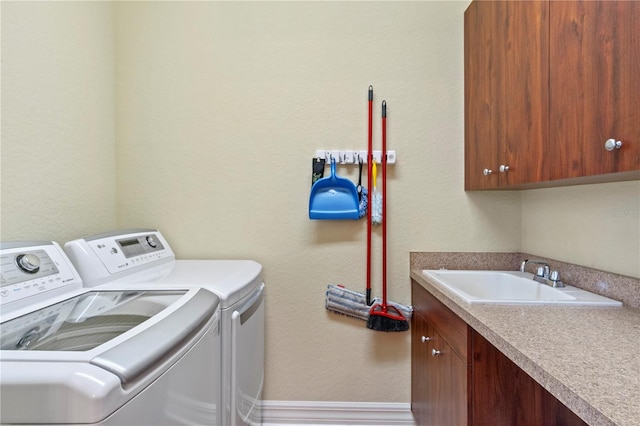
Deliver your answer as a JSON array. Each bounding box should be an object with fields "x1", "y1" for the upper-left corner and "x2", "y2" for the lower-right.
[{"x1": 411, "y1": 269, "x2": 640, "y2": 426}]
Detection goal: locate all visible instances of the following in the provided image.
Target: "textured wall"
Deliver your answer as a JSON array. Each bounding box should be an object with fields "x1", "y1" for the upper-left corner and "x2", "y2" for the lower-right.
[
  {"x1": 113, "y1": 1, "x2": 519, "y2": 402},
  {"x1": 522, "y1": 181, "x2": 640, "y2": 279},
  {"x1": 3, "y1": 0, "x2": 636, "y2": 407},
  {"x1": 1, "y1": 2, "x2": 116, "y2": 242}
]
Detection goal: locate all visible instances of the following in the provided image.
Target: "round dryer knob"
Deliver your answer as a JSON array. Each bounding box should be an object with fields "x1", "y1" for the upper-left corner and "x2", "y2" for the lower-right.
[
  {"x1": 146, "y1": 236, "x2": 157, "y2": 248},
  {"x1": 16, "y1": 253, "x2": 41, "y2": 273}
]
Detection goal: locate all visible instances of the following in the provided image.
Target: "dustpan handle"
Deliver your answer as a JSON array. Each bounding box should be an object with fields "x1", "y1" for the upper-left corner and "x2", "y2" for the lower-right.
[{"x1": 330, "y1": 157, "x2": 337, "y2": 179}]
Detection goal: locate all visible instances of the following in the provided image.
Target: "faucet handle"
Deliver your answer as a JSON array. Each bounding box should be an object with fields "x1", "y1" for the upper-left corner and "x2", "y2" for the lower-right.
[
  {"x1": 536, "y1": 266, "x2": 548, "y2": 278},
  {"x1": 549, "y1": 270, "x2": 565, "y2": 288}
]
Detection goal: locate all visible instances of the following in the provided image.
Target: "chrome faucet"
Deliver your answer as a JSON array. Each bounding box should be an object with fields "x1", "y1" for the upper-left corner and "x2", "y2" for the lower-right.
[
  {"x1": 520, "y1": 259, "x2": 550, "y2": 276},
  {"x1": 519, "y1": 259, "x2": 565, "y2": 288}
]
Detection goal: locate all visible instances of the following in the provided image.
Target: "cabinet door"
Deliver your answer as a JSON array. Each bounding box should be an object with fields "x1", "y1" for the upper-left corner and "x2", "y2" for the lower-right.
[
  {"x1": 548, "y1": 1, "x2": 640, "y2": 179},
  {"x1": 465, "y1": 1, "x2": 549, "y2": 189},
  {"x1": 471, "y1": 330, "x2": 587, "y2": 425},
  {"x1": 412, "y1": 318, "x2": 468, "y2": 426},
  {"x1": 465, "y1": 0, "x2": 499, "y2": 190},
  {"x1": 411, "y1": 313, "x2": 430, "y2": 423},
  {"x1": 412, "y1": 282, "x2": 468, "y2": 425},
  {"x1": 428, "y1": 330, "x2": 468, "y2": 426}
]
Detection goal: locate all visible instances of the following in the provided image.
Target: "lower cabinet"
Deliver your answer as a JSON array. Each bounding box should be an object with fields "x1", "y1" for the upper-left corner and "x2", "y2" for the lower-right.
[
  {"x1": 411, "y1": 315, "x2": 468, "y2": 425},
  {"x1": 411, "y1": 280, "x2": 587, "y2": 426}
]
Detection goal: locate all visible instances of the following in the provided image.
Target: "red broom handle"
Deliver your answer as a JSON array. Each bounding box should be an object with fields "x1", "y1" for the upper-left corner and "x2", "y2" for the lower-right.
[
  {"x1": 366, "y1": 86, "x2": 373, "y2": 305},
  {"x1": 381, "y1": 100, "x2": 387, "y2": 306}
]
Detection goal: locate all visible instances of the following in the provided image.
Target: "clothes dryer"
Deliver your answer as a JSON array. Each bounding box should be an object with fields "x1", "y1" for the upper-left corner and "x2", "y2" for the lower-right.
[
  {"x1": 65, "y1": 229, "x2": 265, "y2": 426},
  {"x1": 0, "y1": 241, "x2": 222, "y2": 425}
]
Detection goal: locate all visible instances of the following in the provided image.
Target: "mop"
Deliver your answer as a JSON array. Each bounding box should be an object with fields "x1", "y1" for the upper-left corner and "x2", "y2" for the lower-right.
[
  {"x1": 325, "y1": 86, "x2": 374, "y2": 321},
  {"x1": 326, "y1": 284, "x2": 413, "y2": 322}
]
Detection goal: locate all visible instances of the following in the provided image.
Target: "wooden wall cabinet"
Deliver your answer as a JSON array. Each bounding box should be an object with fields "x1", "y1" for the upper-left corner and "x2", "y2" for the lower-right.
[
  {"x1": 547, "y1": 1, "x2": 640, "y2": 180},
  {"x1": 464, "y1": 0, "x2": 549, "y2": 190},
  {"x1": 464, "y1": 0, "x2": 639, "y2": 190},
  {"x1": 411, "y1": 280, "x2": 587, "y2": 425}
]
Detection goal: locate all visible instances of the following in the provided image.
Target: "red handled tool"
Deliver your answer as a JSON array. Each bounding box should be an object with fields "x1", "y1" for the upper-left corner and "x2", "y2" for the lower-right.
[
  {"x1": 367, "y1": 100, "x2": 409, "y2": 332},
  {"x1": 366, "y1": 86, "x2": 373, "y2": 306}
]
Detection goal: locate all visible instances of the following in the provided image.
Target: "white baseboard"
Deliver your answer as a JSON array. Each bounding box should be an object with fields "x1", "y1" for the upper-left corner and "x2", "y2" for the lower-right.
[{"x1": 261, "y1": 400, "x2": 416, "y2": 426}]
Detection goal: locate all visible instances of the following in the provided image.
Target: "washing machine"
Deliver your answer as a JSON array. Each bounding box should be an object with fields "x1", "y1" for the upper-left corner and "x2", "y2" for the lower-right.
[
  {"x1": 64, "y1": 229, "x2": 265, "y2": 426},
  {"x1": 0, "y1": 240, "x2": 222, "y2": 425}
]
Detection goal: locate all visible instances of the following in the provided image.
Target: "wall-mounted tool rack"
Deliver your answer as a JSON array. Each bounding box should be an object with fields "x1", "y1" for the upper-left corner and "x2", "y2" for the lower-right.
[{"x1": 314, "y1": 150, "x2": 397, "y2": 165}]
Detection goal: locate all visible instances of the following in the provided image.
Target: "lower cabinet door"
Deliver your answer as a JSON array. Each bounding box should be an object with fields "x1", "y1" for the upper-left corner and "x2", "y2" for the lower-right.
[
  {"x1": 429, "y1": 330, "x2": 468, "y2": 426},
  {"x1": 411, "y1": 314, "x2": 430, "y2": 423},
  {"x1": 412, "y1": 315, "x2": 468, "y2": 426},
  {"x1": 471, "y1": 330, "x2": 587, "y2": 426}
]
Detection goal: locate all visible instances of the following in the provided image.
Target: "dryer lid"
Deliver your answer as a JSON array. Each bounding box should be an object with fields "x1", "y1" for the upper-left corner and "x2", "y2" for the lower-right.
[{"x1": 158, "y1": 260, "x2": 263, "y2": 308}]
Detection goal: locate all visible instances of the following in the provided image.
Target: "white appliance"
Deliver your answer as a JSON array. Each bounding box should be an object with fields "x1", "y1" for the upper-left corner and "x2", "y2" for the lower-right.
[
  {"x1": 64, "y1": 229, "x2": 265, "y2": 426},
  {"x1": 0, "y1": 241, "x2": 222, "y2": 425}
]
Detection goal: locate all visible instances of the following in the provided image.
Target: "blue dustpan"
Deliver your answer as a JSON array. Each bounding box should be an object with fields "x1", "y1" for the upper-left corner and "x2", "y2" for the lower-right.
[{"x1": 309, "y1": 159, "x2": 360, "y2": 220}]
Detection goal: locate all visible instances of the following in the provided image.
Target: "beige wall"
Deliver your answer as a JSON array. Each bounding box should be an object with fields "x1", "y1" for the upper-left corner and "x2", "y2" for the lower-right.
[
  {"x1": 522, "y1": 181, "x2": 640, "y2": 279},
  {"x1": 113, "y1": 0, "x2": 519, "y2": 402},
  {"x1": 1, "y1": 0, "x2": 637, "y2": 405},
  {"x1": 1, "y1": 1, "x2": 117, "y2": 242}
]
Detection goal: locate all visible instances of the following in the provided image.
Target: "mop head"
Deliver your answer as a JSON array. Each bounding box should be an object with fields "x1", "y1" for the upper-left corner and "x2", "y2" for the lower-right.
[
  {"x1": 366, "y1": 304, "x2": 410, "y2": 332},
  {"x1": 372, "y1": 191, "x2": 382, "y2": 225},
  {"x1": 326, "y1": 285, "x2": 413, "y2": 325},
  {"x1": 325, "y1": 284, "x2": 370, "y2": 321}
]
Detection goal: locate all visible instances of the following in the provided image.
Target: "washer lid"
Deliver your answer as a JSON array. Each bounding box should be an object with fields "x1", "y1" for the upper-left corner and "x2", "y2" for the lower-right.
[
  {"x1": 1, "y1": 290, "x2": 187, "y2": 352},
  {"x1": 0, "y1": 287, "x2": 220, "y2": 424}
]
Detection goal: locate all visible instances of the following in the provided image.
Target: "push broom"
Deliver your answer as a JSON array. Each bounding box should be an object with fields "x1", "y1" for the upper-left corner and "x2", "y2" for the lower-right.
[{"x1": 366, "y1": 101, "x2": 410, "y2": 332}]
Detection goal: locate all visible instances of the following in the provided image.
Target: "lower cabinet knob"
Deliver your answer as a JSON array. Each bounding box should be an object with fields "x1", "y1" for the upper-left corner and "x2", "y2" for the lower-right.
[
  {"x1": 605, "y1": 139, "x2": 623, "y2": 151},
  {"x1": 499, "y1": 164, "x2": 510, "y2": 173},
  {"x1": 432, "y1": 349, "x2": 442, "y2": 357},
  {"x1": 483, "y1": 168, "x2": 492, "y2": 176},
  {"x1": 421, "y1": 336, "x2": 431, "y2": 343}
]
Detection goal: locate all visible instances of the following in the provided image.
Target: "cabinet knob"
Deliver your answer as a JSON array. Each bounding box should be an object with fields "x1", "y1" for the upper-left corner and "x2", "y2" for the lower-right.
[
  {"x1": 604, "y1": 139, "x2": 623, "y2": 151},
  {"x1": 483, "y1": 168, "x2": 492, "y2": 176},
  {"x1": 499, "y1": 164, "x2": 510, "y2": 173},
  {"x1": 421, "y1": 336, "x2": 431, "y2": 343},
  {"x1": 432, "y1": 349, "x2": 442, "y2": 357}
]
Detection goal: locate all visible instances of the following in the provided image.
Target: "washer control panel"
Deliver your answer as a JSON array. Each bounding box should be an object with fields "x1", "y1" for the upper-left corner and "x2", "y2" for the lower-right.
[
  {"x1": 64, "y1": 229, "x2": 175, "y2": 285},
  {"x1": 0, "y1": 242, "x2": 82, "y2": 307}
]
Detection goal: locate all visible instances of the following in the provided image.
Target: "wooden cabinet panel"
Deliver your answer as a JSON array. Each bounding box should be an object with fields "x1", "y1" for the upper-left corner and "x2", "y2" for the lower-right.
[
  {"x1": 465, "y1": 0, "x2": 639, "y2": 189},
  {"x1": 410, "y1": 312, "x2": 429, "y2": 422},
  {"x1": 412, "y1": 279, "x2": 468, "y2": 361},
  {"x1": 548, "y1": 0, "x2": 640, "y2": 180},
  {"x1": 412, "y1": 281, "x2": 589, "y2": 425},
  {"x1": 496, "y1": 1, "x2": 549, "y2": 187},
  {"x1": 429, "y1": 330, "x2": 468, "y2": 426},
  {"x1": 464, "y1": 1, "x2": 548, "y2": 190},
  {"x1": 464, "y1": 0, "x2": 499, "y2": 190},
  {"x1": 471, "y1": 330, "x2": 587, "y2": 426},
  {"x1": 412, "y1": 282, "x2": 469, "y2": 426}
]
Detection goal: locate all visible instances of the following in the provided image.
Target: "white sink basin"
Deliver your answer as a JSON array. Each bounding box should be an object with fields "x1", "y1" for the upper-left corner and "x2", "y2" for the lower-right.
[{"x1": 421, "y1": 270, "x2": 622, "y2": 306}]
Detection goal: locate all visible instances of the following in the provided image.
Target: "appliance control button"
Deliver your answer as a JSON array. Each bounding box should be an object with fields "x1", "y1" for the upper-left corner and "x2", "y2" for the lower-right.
[
  {"x1": 16, "y1": 254, "x2": 41, "y2": 274},
  {"x1": 146, "y1": 236, "x2": 157, "y2": 248}
]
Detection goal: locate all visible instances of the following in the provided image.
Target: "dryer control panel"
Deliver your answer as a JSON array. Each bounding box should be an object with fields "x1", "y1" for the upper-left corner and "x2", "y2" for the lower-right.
[
  {"x1": 0, "y1": 242, "x2": 82, "y2": 307},
  {"x1": 64, "y1": 229, "x2": 175, "y2": 286}
]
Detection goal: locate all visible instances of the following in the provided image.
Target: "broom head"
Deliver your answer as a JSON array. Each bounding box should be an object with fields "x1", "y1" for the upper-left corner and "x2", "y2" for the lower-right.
[{"x1": 366, "y1": 303, "x2": 409, "y2": 332}]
